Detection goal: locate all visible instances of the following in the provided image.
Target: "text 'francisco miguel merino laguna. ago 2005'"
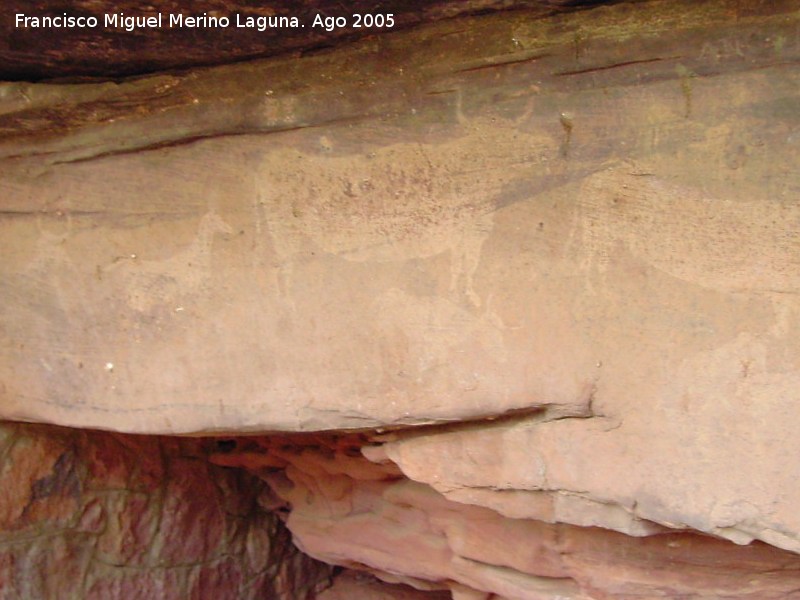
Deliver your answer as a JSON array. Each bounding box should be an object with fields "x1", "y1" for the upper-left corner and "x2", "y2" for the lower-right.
[{"x1": 14, "y1": 12, "x2": 397, "y2": 32}]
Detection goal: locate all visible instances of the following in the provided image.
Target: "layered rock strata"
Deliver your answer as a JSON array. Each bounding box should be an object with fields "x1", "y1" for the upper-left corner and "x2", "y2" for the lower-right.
[
  {"x1": 317, "y1": 571, "x2": 451, "y2": 600},
  {"x1": 0, "y1": 0, "x2": 605, "y2": 80},
  {"x1": 208, "y1": 431, "x2": 800, "y2": 599},
  {"x1": 1, "y1": 0, "x2": 799, "y2": 597},
  {"x1": 5, "y1": 422, "x2": 800, "y2": 599}
]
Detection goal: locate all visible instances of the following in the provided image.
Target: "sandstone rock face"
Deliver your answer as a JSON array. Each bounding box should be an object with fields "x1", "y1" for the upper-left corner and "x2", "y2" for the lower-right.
[
  {"x1": 1, "y1": 0, "x2": 800, "y2": 597},
  {"x1": 0, "y1": 423, "x2": 332, "y2": 599},
  {"x1": 209, "y1": 432, "x2": 800, "y2": 599},
  {"x1": 317, "y1": 571, "x2": 451, "y2": 600},
  {"x1": 2, "y1": 0, "x2": 798, "y2": 434}
]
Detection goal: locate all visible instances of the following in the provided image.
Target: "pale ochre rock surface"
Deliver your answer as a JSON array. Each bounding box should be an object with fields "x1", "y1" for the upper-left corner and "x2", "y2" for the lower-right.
[
  {"x1": 207, "y1": 433, "x2": 800, "y2": 599},
  {"x1": 1, "y1": 0, "x2": 797, "y2": 434}
]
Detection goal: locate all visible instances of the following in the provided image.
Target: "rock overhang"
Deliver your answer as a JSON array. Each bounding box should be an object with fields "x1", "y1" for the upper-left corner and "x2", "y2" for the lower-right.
[{"x1": 1, "y1": 1, "x2": 800, "y2": 597}]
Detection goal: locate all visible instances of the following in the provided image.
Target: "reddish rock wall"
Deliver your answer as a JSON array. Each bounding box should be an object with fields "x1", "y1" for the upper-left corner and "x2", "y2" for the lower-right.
[
  {"x1": 0, "y1": 423, "x2": 332, "y2": 599},
  {"x1": 1, "y1": 1, "x2": 799, "y2": 598}
]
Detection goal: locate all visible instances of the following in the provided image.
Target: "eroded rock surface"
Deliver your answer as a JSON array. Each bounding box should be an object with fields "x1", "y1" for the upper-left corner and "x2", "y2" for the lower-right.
[
  {"x1": 1, "y1": 1, "x2": 800, "y2": 598},
  {"x1": 317, "y1": 571, "x2": 451, "y2": 600},
  {"x1": 6, "y1": 423, "x2": 800, "y2": 599},
  {"x1": 207, "y1": 431, "x2": 800, "y2": 599},
  {"x1": 0, "y1": 422, "x2": 332, "y2": 599},
  {"x1": 2, "y1": 0, "x2": 798, "y2": 434}
]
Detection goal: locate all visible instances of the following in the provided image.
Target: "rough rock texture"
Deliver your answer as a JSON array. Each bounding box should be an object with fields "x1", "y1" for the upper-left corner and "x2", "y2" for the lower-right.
[
  {"x1": 317, "y1": 571, "x2": 451, "y2": 600},
  {"x1": 0, "y1": 422, "x2": 332, "y2": 599},
  {"x1": 0, "y1": 0, "x2": 612, "y2": 80},
  {"x1": 3, "y1": 0, "x2": 798, "y2": 430},
  {"x1": 2, "y1": 0, "x2": 799, "y2": 556},
  {"x1": 208, "y1": 433, "x2": 800, "y2": 599},
  {"x1": 2, "y1": 0, "x2": 800, "y2": 597}
]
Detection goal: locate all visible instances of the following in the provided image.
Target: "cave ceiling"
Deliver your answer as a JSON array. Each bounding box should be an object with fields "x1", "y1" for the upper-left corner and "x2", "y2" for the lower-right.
[{"x1": 2, "y1": 0, "x2": 628, "y2": 80}]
